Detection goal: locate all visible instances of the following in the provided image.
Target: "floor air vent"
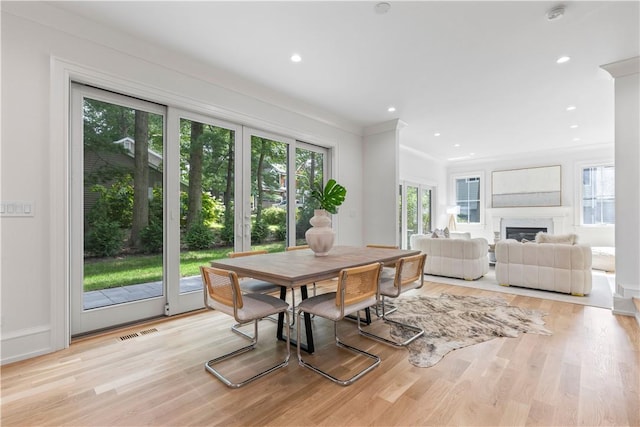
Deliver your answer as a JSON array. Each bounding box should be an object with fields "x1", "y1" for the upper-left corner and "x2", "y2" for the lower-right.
[
  {"x1": 119, "y1": 333, "x2": 140, "y2": 341},
  {"x1": 119, "y1": 328, "x2": 159, "y2": 341}
]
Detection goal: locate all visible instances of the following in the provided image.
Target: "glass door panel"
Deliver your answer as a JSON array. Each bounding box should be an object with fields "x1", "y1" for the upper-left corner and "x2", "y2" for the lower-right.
[
  {"x1": 422, "y1": 187, "x2": 432, "y2": 233},
  {"x1": 398, "y1": 185, "x2": 403, "y2": 247},
  {"x1": 249, "y1": 135, "x2": 289, "y2": 252},
  {"x1": 71, "y1": 84, "x2": 166, "y2": 335},
  {"x1": 177, "y1": 118, "x2": 235, "y2": 295},
  {"x1": 294, "y1": 144, "x2": 325, "y2": 246},
  {"x1": 400, "y1": 181, "x2": 434, "y2": 249},
  {"x1": 406, "y1": 185, "x2": 418, "y2": 247}
]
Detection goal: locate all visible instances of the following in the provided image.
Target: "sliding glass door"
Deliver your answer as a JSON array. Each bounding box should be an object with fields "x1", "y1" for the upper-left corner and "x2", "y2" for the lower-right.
[
  {"x1": 294, "y1": 143, "x2": 326, "y2": 245},
  {"x1": 71, "y1": 86, "x2": 330, "y2": 335},
  {"x1": 242, "y1": 130, "x2": 328, "y2": 251},
  {"x1": 166, "y1": 111, "x2": 240, "y2": 314},
  {"x1": 70, "y1": 84, "x2": 167, "y2": 335},
  {"x1": 399, "y1": 181, "x2": 434, "y2": 249}
]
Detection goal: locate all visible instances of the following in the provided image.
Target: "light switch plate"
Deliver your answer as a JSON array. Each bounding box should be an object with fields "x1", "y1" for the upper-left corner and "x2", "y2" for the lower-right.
[{"x1": 0, "y1": 201, "x2": 34, "y2": 217}]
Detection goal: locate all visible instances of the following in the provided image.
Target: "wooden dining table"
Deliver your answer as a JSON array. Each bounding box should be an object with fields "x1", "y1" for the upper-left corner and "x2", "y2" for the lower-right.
[{"x1": 210, "y1": 245, "x2": 421, "y2": 353}]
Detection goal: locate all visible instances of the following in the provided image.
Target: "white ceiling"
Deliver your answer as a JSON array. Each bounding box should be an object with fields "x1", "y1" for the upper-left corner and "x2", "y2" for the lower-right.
[{"x1": 52, "y1": 1, "x2": 639, "y2": 163}]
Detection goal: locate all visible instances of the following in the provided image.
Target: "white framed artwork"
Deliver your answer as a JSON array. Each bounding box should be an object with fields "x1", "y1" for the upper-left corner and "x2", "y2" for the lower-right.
[{"x1": 492, "y1": 165, "x2": 561, "y2": 207}]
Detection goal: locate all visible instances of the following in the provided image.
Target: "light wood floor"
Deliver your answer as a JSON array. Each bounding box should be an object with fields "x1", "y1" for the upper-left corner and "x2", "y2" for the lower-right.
[{"x1": 2, "y1": 282, "x2": 639, "y2": 426}]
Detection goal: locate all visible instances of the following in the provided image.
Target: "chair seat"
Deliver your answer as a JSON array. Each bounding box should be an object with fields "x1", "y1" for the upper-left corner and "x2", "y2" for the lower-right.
[
  {"x1": 212, "y1": 292, "x2": 289, "y2": 322},
  {"x1": 378, "y1": 276, "x2": 422, "y2": 297},
  {"x1": 239, "y1": 278, "x2": 281, "y2": 294},
  {"x1": 380, "y1": 267, "x2": 396, "y2": 279},
  {"x1": 298, "y1": 292, "x2": 377, "y2": 321}
]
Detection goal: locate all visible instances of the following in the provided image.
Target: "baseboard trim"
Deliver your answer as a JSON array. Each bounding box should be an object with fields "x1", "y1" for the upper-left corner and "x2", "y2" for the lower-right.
[{"x1": 1, "y1": 325, "x2": 53, "y2": 365}]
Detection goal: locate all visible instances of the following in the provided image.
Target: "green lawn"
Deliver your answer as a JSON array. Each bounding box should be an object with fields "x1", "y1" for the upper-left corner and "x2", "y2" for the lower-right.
[{"x1": 83, "y1": 242, "x2": 286, "y2": 291}]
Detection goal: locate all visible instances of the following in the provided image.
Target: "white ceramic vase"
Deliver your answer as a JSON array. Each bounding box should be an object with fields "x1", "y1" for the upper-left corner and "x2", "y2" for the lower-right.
[{"x1": 305, "y1": 209, "x2": 335, "y2": 256}]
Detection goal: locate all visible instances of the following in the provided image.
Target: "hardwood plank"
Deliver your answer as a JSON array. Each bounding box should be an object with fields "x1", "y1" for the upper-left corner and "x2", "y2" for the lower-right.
[{"x1": 2, "y1": 282, "x2": 639, "y2": 426}]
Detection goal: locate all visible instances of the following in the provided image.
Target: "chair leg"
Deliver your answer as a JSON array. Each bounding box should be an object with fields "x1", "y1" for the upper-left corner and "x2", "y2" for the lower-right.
[
  {"x1": 359, "y1": 296, "x2": 424, "y2": 347},
  {"x1": 297, "y1": 309, "x2": 380, "y2": 386},
  {"x1": 290, "y1": 284, "x2": 317, "y2": 327},
  {"x1": 207, "y1": 312, "x2": 291, "y2": 388}
]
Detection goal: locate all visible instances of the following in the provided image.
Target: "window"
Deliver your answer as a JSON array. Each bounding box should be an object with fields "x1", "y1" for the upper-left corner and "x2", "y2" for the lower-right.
[
  {"x1": 582, "y1": 165, "x2": 615, "y2": 225},
  {"x1": 455, "y1": 175, "x2": 481, "y2": 224}
]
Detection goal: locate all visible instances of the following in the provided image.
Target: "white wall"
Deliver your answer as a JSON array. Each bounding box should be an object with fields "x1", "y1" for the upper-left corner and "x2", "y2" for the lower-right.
[
  {"x1": 445, "y1": 145, "x2": 616, "y2": 246},
  {"x1": 0, "y1": 3, "x2": 364, "y2": 363},
  {"x1": 362, "y1": 120, "x2": 405, "y2": 246}
]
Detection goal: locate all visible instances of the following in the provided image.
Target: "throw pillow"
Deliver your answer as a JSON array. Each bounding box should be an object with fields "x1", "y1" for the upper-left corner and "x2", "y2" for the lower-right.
[
  {"x1": 443, "y1": 227, "x2": 450, "y2": 238},
  {"x1": 535, "y1": 232, "x2": 578, "y2": 245},
  {"x1": 431, "y1": 230, "x2": 439, "y2": 238}
]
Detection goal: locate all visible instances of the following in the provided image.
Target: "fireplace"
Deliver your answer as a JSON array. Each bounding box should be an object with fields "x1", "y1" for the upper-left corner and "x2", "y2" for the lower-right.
[
  {"x1": 499, "y1": 217, "x2": 555, "y2": 240},
  {"x1": 505, "y1": 226, "x2": 547, "y2": 242}
]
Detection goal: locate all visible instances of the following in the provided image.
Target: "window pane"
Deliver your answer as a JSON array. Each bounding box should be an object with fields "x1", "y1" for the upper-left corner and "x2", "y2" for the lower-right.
[
  {"x1": 251, "y1": 136, "x2": 288, "y2": 250},
  {"x1": 582, "y1": 165, "x2": 615, "y2": 225},
  {"x1": 295, "y1": 146, "x2": 324, "y2": 245},
  {"x1": 455, "y1": 176, "x2": 481, "y2": 224},
  {"x1": 422, "y1": 188, "x2": 431, "y2": 232},
  {"x1": 83, "y1": 98, "x2": 164, "y2": 308},
  {"x1": 179, "y1": 118, "x2": 234, "y2": 293},
  {"x1": 406, "y1": 186, "x2": 418, "y2": 245},
  {"x1": 398, "y1": 185, "x2": 403, "y2": 246}
]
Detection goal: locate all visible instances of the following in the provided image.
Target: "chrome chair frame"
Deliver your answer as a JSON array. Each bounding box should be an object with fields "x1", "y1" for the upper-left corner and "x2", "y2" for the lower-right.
[
  {"x1": 296, "y1": 262, "x2": 382, "y2": 386},
  {"x1": 359, "y1": 253, "x2": 427, "y2": 347},
  {"x1": 228, "y1": 250, "x2": 283, "y2": 336},
  {"x1": 201, "y1": 266, "x2": 290, "y2": 388}
]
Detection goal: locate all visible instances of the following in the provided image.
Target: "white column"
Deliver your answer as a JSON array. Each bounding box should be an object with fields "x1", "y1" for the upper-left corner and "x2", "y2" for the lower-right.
[
  {"x1": 362, "y1": 119, "x2": 406, "y2": 246},
  {"x1": 601, "y1": 57, "x2": 640, "y2": 316}
]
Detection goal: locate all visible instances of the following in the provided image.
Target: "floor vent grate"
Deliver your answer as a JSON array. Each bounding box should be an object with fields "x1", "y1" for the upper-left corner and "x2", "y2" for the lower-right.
[
  {"x1": 119, "y1": 333, "x2": 140, "y2": 341},
  {"x1": 118, "y1": 328, "x2": 159, "y2": 341}
]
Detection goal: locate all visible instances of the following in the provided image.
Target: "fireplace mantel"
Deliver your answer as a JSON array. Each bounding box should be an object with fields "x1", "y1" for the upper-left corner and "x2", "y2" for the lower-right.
[{"x1": 487, "y1": 206, "x2": 571, "y2": 238}]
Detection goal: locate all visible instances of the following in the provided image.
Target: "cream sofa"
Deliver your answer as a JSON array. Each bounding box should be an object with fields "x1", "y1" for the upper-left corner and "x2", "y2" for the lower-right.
[
  {"x1": 495, "y1": 239, "x2": 592, "y2": 295},
  {"x1": 410, "y1": 233, "x2": 489, "y2": 280}
]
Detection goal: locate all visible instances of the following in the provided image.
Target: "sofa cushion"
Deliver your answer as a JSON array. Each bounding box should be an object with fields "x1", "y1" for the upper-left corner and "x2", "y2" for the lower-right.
[{"x1": 535, "y1": 232, "x2": 578, "y2": 245}]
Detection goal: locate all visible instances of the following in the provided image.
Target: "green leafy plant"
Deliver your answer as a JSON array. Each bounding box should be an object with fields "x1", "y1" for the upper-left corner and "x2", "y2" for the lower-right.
[
  {"x1": 310, "y1": 178, "x2": 347, "y2": 214},
  {"x1": 184, "y1": 216, "x2": 215, "y2": 250}
]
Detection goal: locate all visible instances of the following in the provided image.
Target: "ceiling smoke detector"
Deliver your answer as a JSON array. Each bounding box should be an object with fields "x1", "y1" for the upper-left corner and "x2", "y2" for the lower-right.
[
  {"x1": 546, "y1": 6, "x2": 565, "y2": 21},
  {"x1": 375, "y1": 2, "x2": 391, "y2": 14}
]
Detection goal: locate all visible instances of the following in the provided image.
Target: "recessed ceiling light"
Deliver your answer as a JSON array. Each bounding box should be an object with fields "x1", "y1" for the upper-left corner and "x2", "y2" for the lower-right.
[
  {"x1": 469, "y1": 153, "x2": 475, "y2": 156},
  {"x1": 570, "y1": 124, "x2": 579, "y2": 129},
  {"x1": 290, "y1": 54, "x2": 302, "y2": 63},
  {"x1": 434, "y1": 132, "x2": 441, "y2": 137},
  {"x1": 556, "y1": 56, "x2": 571, "y2": 64},
  {"x1": 387, "y1": 106, "x2": 396, "y2": 112},
  {"x1": 566, "y1": 105, "x2": 576, "y2": 111},
  {"x1": 454, "y1": 144, "x2": 460, "y2": 147},
  {"x1": 573, "y1": 137, "x2": 581, "y2": 141}
]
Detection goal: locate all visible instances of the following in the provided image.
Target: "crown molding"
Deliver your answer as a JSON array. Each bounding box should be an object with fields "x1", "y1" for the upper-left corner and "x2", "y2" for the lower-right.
[{"x1": 601, "y1": 56, "x2": 640, "y2": 78}]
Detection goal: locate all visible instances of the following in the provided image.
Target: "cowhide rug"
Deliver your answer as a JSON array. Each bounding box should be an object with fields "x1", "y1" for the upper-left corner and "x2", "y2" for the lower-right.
[{"x1": 386, "y1": 293, "x2": 552, "y2": 368}]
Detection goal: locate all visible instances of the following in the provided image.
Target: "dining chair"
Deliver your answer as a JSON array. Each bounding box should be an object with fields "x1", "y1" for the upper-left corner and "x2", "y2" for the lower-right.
[
  {"x1": 200, "y1": 266, "x2": 290, "y2": 388},
  {"x1": 366, "y1": 244, "x2": 400, "y2": 313},
  {"x1": 228, "y1": 250, "x2": 282, "y2": 335},
  {"x1": 296, "y1": 262, "x2": 382, "y2": 386},
  {"x1": 359, "y1": 253, "x2": 426, "y2": 347}
]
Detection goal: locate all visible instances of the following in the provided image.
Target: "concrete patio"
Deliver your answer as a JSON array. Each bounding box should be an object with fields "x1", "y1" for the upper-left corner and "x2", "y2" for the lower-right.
[{"x1": 83, "y1": 276, "x2": 203, "y2": 309}]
